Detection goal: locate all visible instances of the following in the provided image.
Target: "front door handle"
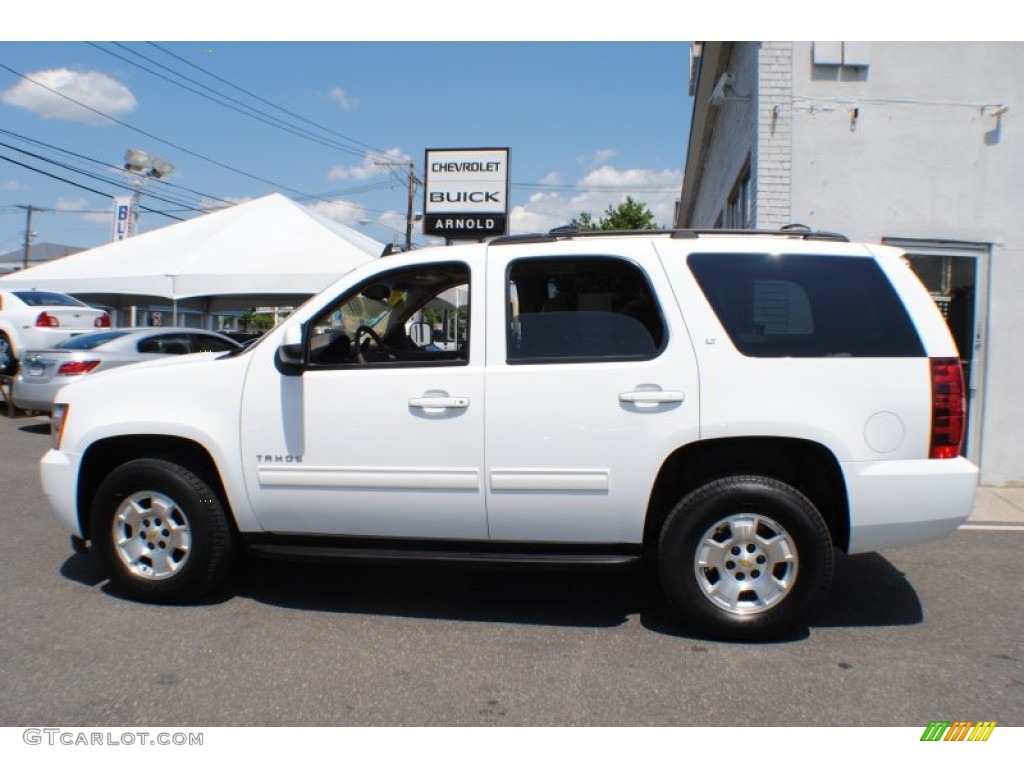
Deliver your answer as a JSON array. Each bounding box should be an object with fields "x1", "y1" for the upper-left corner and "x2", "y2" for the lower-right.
[{"x1": 618, "y1": 390, "x2": 684, "y2": 404}]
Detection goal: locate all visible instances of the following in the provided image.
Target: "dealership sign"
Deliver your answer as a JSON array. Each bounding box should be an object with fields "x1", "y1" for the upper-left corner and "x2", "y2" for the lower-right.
[{"x1": 423, "y1": 148, "x2": 509, "y2": 239}]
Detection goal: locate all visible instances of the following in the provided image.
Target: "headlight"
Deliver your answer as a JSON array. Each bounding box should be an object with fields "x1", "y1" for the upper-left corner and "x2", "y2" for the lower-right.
[{"x1": 51, "y1": 403, "x2": 69, "y2": 450}]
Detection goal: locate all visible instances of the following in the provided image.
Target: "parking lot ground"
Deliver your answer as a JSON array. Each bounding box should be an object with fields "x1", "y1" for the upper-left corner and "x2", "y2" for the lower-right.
[{"x1": 1, "y1": 407, "x2": 1022, "y2": 727}]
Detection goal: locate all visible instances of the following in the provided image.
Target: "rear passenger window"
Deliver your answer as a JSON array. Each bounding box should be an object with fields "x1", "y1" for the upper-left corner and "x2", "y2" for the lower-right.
[
  {"x1": 137, "y1": 334, "x2": 192, "y2": 355},
  {"x1": 190, "y1": 334, "x2": 237, "y2": 353},
  {"x1": 506, "y1": 256, "x2": 666, "y2": 363},
  {"x1": 688, "y1": 253, "x2": 925, "y2": 357}
]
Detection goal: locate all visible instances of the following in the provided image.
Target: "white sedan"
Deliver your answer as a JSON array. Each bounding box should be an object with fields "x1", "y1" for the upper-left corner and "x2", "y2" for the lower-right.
[
  {"x1": 0, "y1": 289, "x2": 111, "y2": 375},
  {"x1": 11, "y1": 327, "x2": 241, "y2": 411}
]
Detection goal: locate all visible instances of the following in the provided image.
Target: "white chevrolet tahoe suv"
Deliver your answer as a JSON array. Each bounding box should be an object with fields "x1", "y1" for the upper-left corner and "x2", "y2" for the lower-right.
[{"x1": 41, "y1": 228, "x2": 978, "y2": 640}]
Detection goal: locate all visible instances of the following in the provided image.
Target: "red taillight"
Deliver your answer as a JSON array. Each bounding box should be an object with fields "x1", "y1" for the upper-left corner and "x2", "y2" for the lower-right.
[
  {"x1": 930, "y1": 357, "x2": 965, "y2": 459},
  {"x1": 35, "y1": 311, "x2": 59, "y2": 328},
  {"x1": 57, "y1": 360, "x2": 101, "y2": 376},
  {"x1": 94, "y1": 314, "x2": 111, "y2": 328}
]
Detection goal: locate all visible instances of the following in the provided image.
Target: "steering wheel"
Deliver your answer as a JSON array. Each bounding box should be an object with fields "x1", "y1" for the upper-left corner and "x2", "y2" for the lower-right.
[{"x1": 354, "y1": 325, "x2": 397, "y2": 361}]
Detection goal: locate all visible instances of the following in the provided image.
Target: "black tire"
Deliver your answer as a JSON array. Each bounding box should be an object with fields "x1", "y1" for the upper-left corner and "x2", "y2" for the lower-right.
[
  {"x1": 90, "y1": 458, "x2": 235, "y2": 603},
  {"x1": 657, "y1": 475, "x2": 833, "y2": 641},
  {"x1": 0, "y1": 332, "x2": 15, "y2": 376}
]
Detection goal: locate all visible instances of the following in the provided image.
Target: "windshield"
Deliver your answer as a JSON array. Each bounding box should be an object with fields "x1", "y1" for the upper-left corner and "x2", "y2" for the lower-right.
[{"x1": 314, "y1": 292, "x2": 393, "y2": 340}]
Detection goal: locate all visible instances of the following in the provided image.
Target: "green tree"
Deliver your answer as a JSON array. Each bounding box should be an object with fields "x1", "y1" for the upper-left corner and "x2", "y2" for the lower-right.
[
  {"x1": 569, "y1": 196, "x2": 658, "y2": 231},
  {"x1": 240, "y1": 308, "x2": 275, "y2": 331},
  {"x1": 568, "y1": 211, "x2": 599, "y2": 231}
]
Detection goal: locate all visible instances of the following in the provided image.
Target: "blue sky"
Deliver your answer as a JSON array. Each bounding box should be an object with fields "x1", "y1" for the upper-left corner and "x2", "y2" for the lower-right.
[{"x1": 0, "y1": 39, "x2": 692, "y2": 254}]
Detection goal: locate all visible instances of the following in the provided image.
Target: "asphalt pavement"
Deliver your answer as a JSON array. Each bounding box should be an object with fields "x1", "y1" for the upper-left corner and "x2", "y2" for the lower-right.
[{"x1": 1, "y1": 404, "x2": 1022, "y2": 728}]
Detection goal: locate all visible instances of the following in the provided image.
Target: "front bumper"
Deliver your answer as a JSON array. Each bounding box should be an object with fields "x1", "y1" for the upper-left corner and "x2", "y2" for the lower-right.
[
  {"x1": 845, "y1": 456, "x2": 979, "y2": 553},
  {"x1": 40, "y1": 448, "x2": 83, "y2": 538}
]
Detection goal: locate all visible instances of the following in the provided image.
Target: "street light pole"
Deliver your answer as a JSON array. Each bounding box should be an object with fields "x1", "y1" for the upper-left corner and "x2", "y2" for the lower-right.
[
  {"x1": 122, "y1": 149, "x2": 174, "y2": 328},
  {"x1": 123, "y1": 148, "x2": 175, "y2": 236}
]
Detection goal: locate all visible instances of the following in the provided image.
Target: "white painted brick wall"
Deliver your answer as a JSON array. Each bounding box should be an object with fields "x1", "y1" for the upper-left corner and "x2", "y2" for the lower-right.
[{"x1": 755, "y1": 41, "x2": 793, "y2": 229}]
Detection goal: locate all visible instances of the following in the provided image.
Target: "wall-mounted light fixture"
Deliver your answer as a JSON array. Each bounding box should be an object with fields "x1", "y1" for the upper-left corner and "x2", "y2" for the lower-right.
[{"x1": 710, "y1": 72, "x2": 750, "y2": 107}]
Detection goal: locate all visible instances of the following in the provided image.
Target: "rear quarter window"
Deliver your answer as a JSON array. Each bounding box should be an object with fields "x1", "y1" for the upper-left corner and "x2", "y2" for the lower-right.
[{"x1": 687, "y1": 252, "x2": 925, "y2": 357}]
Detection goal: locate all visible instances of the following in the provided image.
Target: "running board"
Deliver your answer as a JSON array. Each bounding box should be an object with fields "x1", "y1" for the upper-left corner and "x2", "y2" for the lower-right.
[{"x1": 243, "y1": 534, "x2": 643, "y2": 568}]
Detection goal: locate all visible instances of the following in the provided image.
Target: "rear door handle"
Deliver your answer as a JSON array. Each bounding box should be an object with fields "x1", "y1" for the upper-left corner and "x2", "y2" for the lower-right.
[
  {"x1": 618, "y1": 390, "x2": 684, "y2": 404},
  {"x1": 409, "y1": 396, "x2": 470, "y2": 410}
]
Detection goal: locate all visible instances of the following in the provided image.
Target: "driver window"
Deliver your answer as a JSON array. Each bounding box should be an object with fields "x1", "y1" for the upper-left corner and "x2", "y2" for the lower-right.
[{"x1": 308, "y1": 262, "x2": 470, "y2": 367}]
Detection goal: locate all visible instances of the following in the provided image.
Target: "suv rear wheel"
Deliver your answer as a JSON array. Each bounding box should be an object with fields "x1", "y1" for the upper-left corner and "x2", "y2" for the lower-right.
[
  {"x1": 90, "y1": 458, "x2": 234, "y2": 603},
  {"x1": 658, "y1": 475, "x2": 833, "y2": 640}
]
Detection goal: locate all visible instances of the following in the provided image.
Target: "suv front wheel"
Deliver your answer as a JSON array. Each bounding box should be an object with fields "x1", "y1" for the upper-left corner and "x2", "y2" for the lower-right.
[
  {"x1": 90, "y1": 458, "x2": 235, "y2": 603},
  {"x1": 658, "y1": 475, "x2": 833, "y2": 641}
]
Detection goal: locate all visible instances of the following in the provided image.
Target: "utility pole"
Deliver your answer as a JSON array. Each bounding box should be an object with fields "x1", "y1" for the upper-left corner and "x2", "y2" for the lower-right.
[
  {"x1": 405, "y1": 162, "x2": 416, "y2": 253},
  {"x1": 15, "y1": 204, "x2": 40, "y2": 269},
  {"x1": 374, "y1": 161, "x2": 419, "y2": 252}
]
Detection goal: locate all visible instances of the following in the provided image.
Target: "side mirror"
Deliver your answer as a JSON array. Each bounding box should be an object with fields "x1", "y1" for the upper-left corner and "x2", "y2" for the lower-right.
[
  {"x1": 275, "y1": 323, "x2": 305, "y2": 375},
  {"x1": 408, "y1": 321, "x2": 433, "y2": 348}
]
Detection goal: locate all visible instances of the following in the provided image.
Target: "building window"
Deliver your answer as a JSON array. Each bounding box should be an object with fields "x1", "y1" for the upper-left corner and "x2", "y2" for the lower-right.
[
  {"x1": 724, "y1": 164, "x2": 752, "y2": 229},
  {"x1": 812, "y1": 42, "x2": 870, "y2": 69}
]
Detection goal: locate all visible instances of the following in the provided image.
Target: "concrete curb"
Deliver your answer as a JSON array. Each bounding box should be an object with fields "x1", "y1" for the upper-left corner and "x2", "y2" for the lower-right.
[{"x1": 969, "y1": 485, "x2": 1024, "y2": 524}]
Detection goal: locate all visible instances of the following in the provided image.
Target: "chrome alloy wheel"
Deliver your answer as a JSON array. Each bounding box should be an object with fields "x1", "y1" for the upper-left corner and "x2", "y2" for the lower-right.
[
  {"x1": 693, "y1": 512, "x2": 798, "y2": 615},
  {"x1": 112, "y1": 491, "x2": 192, "y2": 580}
]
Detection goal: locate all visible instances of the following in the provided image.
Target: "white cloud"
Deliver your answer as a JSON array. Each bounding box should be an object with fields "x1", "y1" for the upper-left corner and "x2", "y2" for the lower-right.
[
  {"x1": 54, "y1": 196, "x2": 110, "y2": 224},
  {"x1": 1, "y1": 68, "x2": 137, "y2": 123},
  {"x1": 328, "y1": 86, "x2": 358, "y2": 111},
  {"x1": 510, "y1": 165, "x2": 683, "y2": 234},
  {"x1": 539, "y1": 171, "x2": 562, "y2": 185},
  {"x1": 590, "y1": 149, "x2": 617, "y2": 167},
  {"x1": 327, "y1": 148, "x2": 411, "y2": 182},
  {"x1": 2, "y1": 180, "x2": 26, "y2": 190},
  {"x1": 305, "y1": 199, "x2": 367, "y2": 228},
  {"x1": 578, "y1": 165, "x2": 682, "y2": 191}
]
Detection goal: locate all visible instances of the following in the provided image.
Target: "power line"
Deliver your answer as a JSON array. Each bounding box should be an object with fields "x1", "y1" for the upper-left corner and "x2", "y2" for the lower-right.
[
  {"x1": 0, "y1": 154, "x2": 184, "y2": 221},
  {"x1": 146, "y1": 42, "x2": 389, "y2": 158},
  {"x1": 0, "y1": 61, "x2": 365, "y2": 211},
  {"x1": 22, "y1": 208, "x2": 109, "y2": 214},
  {"x1": 89, "y1": 43, "x2": 377, "y2": 160},
  {"x1": 293, "y1": 181, "x2": 394, "y2": 200},
  {"x1": 1, "y1": 127, "x2": 399, "y2": 219},
  {"x1": 0, "y1": 140, "x2": 206, "y2": 213},
  {"x1": 512, "y1": 182, "x2": 680, "y2": 192},
  {"x1": 0, "y1": 128, "x2": 238, "y2": 209}
]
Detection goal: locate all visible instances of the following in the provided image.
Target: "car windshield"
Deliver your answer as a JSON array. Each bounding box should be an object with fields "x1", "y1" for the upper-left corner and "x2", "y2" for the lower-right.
[
  {"x1": 14, "y1": 291, "x2": 88, "y2": 308},
  {"x1": 56, "y1": 331, "x2": 131, "y2": 350}
]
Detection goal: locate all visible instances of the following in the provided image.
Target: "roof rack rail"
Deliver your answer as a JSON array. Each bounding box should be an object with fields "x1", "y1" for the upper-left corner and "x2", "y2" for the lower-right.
[
  {"x1": 670, "y1": 227, "x2": 850, "y2": 242},
  {"x1": 488, "y1": 226, "x2": 849, "y2": 245}
]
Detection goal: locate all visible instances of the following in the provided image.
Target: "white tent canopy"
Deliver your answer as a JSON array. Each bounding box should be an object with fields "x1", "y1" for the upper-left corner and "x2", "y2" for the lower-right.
[{"x1": 0, "y1": 194, "x2": 382, "y2": 307}]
